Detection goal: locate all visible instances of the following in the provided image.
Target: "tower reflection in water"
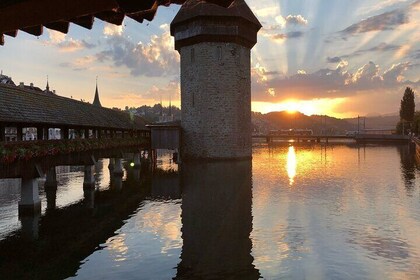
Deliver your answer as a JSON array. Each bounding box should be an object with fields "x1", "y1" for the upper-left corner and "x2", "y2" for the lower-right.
[{"x1": 176, "y1": 160, "x2": 260, "y2": 279}]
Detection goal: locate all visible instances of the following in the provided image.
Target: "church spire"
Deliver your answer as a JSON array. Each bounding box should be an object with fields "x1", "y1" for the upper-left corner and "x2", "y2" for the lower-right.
[
  {"x1": 46, "y1": 75, "x2": 50, "y2": 92},
  {"x1": 93, "y1": 76, "x2": 102, "y2": 107}
]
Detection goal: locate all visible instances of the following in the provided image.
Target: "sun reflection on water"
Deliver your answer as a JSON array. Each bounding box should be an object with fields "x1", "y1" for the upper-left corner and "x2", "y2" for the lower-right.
[{"x1": 286, "y1": 146, "x2": 297, "y2": 186}]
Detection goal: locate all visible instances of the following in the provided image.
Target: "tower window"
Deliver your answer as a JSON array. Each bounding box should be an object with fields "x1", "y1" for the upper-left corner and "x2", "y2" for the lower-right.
[
  {"x1": 217, "y1": 46, "x2": 222, "y2": 60},
  {"x1": 191, "y1": 48, "x2": 195, "y2": 63}
]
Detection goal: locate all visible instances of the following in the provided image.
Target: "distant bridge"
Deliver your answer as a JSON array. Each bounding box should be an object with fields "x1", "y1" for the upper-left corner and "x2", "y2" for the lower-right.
[{"x1": 252, "y1": 134, "x2": 411, "y2": 144}]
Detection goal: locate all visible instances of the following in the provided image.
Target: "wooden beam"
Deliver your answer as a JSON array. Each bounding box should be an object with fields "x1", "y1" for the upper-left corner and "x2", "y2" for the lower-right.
[
  {"x1": 95, "y1": 10, "x2": 125, "y2": 25},
  {"x1": 116, "y1": 0, "x2": 156, "y2": 13},
  {"x1": 206, "y1": 0, "x2": 233, "y2": 7},
  {"x1": 71, "y1": 15, "x2": 95, "y2": 30},
  {"x1": 0, "y1": 0, "x2": 119, "y2": 34},
  {"x1": 127, "y1": 2, "x2": 158, "y2": 23},
  {"x1": 5, "y1": 30, "x2": 18, "y2": 37},
  {"x1": 44, "y1": 21, "x2": 70, "y2": 34},
  {"x1": 128, "y1": 9, "x2": 157, "y2": 23},
  {"x1": 0, "y1": 124, "x2": 5, "y2": 142},
  {"x1": 21, "y1": 25, "x2": 43, "y2": 36}
]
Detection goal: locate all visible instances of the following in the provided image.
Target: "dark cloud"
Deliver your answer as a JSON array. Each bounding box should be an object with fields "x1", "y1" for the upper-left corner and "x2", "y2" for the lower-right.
[
  {"x1": 57, "y1": 39, "x2": 96, "y2": 52},
  {"x1": 58, "y1": 62, "x2": 70, "y2": 68},
  {"x1": 361, "y1": 43, "x2": 401, "y2": 53},
  {"x1": 340, "y1": 9, "x2": 409, "y2": 37},
  {"x1": 287, "y1": 31, "x2": 305, "y2": 38},
  {"x1": 333, "y1": 0, "x2": 419, "y2": 41},
  {"x1": 411, "y1": 49, "x2": 420, "y2": 60},
  {"x1": 344, "y1": 43, "x2": 402, "y2": 58},
  {"x1": 327, "y1": 56, "x2": 343, "y2": 63},
  {"x1": 327, "y1": 43, "x2": 403, "y2": 62},
  {"x1": 251, "y1": 61, "x2": 419, "y2": 102}
]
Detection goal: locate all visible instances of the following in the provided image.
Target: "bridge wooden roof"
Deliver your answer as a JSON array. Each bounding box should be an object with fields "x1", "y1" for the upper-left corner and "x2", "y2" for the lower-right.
[
  {"x1": 0, "y1": 83, "x2": 148, "y2": 130},
  {"x1": 0, "y1": 0, "x2": 234, "y2": 45}
]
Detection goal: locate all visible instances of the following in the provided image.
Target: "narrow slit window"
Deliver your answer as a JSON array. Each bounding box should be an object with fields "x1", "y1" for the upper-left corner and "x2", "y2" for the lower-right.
[{"x1": 192, "y1": 92, "x2": 195, "y2": 107}]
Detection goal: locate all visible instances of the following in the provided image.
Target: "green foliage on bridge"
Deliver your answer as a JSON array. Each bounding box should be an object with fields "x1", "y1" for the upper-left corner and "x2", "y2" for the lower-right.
[{"x1": 0, "y1": 138, "x2": 149, "y2": 164}]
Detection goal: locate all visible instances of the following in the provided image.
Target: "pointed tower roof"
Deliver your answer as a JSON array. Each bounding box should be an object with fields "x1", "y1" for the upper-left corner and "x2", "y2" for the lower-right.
[
  {"x1": 171, "y1": 0, "x2": 261, "y2": 50},
  {"x1": 93, "y1": 78, "x2": 102, "y2": 107}
]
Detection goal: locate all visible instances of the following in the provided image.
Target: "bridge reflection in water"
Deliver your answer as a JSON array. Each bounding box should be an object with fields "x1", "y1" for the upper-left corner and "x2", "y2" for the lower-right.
[
  {"x1": 0, "y1": 157, "x2": 152, "y2": 279},
  {"x1": 0, "y1": 152, "x2": 260, "y2": 279}
]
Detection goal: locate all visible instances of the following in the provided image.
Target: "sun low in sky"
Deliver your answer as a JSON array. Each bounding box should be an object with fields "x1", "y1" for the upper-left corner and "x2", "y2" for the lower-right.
[{"x1": 0, "y1": 0, "x2": 419, "y2": 118}]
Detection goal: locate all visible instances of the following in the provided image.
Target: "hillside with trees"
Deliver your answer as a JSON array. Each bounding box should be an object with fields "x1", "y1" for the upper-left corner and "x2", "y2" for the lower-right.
[{"x1": 122, "y1": 103, "x2": 401, "y2": 135}]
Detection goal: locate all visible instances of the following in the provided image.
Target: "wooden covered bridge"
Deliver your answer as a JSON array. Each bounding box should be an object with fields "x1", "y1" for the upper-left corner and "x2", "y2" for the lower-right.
[
  {"x1": 0, "y1": 80, "x2": 152, "y2": 215},
  {"x1": 0, "y1": 81, "x2": 149, "y2": 141}
]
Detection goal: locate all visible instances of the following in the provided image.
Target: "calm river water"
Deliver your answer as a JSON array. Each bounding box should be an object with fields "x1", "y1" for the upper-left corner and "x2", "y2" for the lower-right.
[{"x1": 0, "y1": 144, "x2": 419, "y2": 279}]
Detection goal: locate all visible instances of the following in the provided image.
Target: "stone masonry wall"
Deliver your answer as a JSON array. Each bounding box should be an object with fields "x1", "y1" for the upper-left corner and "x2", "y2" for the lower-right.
[{"x1": 180, "y1": 42, "x2": 251, "y2": 159}]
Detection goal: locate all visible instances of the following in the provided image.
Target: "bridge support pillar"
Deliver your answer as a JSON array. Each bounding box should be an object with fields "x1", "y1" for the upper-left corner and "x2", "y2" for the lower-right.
[
  {"x1": 132, "y1": 168, "x2": 141, "y2": 182},
  {"x1": 19, "y1": 178, "x2": 41, "y2": 215},
  {"x1": 45, "y1": 167, "x2": 57, "y2": 188},
  {"x1": 133, "y1": 153, "x2": 141, "y2": 168},
  {"x1": 108, "y1": 158, "x2": 115, "y2": 171},
  {"x1": 113, "y1": 158, "x2": 124, "y2": 176},
  {"x1": 45, "y1": 167, "x2": 58, "y2": 211},
  {"x1": 20, "y1": 212, "x2": 41, "y2": 240},
  {"x1": 83, "y1": 165, "x2": 96, "y2": 189},
  {"x1": 83, "y1": 187, "x2": 95, "y2": 209},
  {"x1": 111, "y1": 175, "x2": 123, "y2": 191}
]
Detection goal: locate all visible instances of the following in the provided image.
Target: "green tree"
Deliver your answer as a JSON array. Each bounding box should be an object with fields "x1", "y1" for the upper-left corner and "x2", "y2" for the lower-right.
[
  {"x1": 399, "y1": 87, "x2": 415, "y2": 122},
  {"x1": 398, "y1": 87, "x2": 415, "y2": 135}
]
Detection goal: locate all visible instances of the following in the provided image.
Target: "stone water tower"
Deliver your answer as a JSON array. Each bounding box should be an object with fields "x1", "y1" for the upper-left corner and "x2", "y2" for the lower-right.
[{"x1": 170, "y1": 0, "x2": 261, "y2": 160}]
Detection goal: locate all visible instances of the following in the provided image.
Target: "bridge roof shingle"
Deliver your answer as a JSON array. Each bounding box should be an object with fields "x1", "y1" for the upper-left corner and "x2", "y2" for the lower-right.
[{"x1": 0, "y1": 83, "x2": 148, "y2": 130}]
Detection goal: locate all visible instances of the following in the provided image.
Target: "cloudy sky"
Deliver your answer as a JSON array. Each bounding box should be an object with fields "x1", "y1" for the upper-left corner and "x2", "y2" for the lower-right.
[{"x1": 0, "y1": 0, "x2": 419, "y2": 118}]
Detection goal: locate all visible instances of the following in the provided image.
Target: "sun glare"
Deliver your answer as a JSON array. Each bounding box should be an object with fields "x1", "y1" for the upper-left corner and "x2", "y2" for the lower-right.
[
  {"x1": 286, "y1": 146, "x2": 297, "y2": 186},
  {"x1": 252, "y1": 98, "x2": 347, "y2": 117}
]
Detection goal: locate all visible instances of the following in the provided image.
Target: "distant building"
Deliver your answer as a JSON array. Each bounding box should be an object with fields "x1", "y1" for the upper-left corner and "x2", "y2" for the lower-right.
[{"x1": 0, "y1": 73, "x2": 15, "y2": 85}]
